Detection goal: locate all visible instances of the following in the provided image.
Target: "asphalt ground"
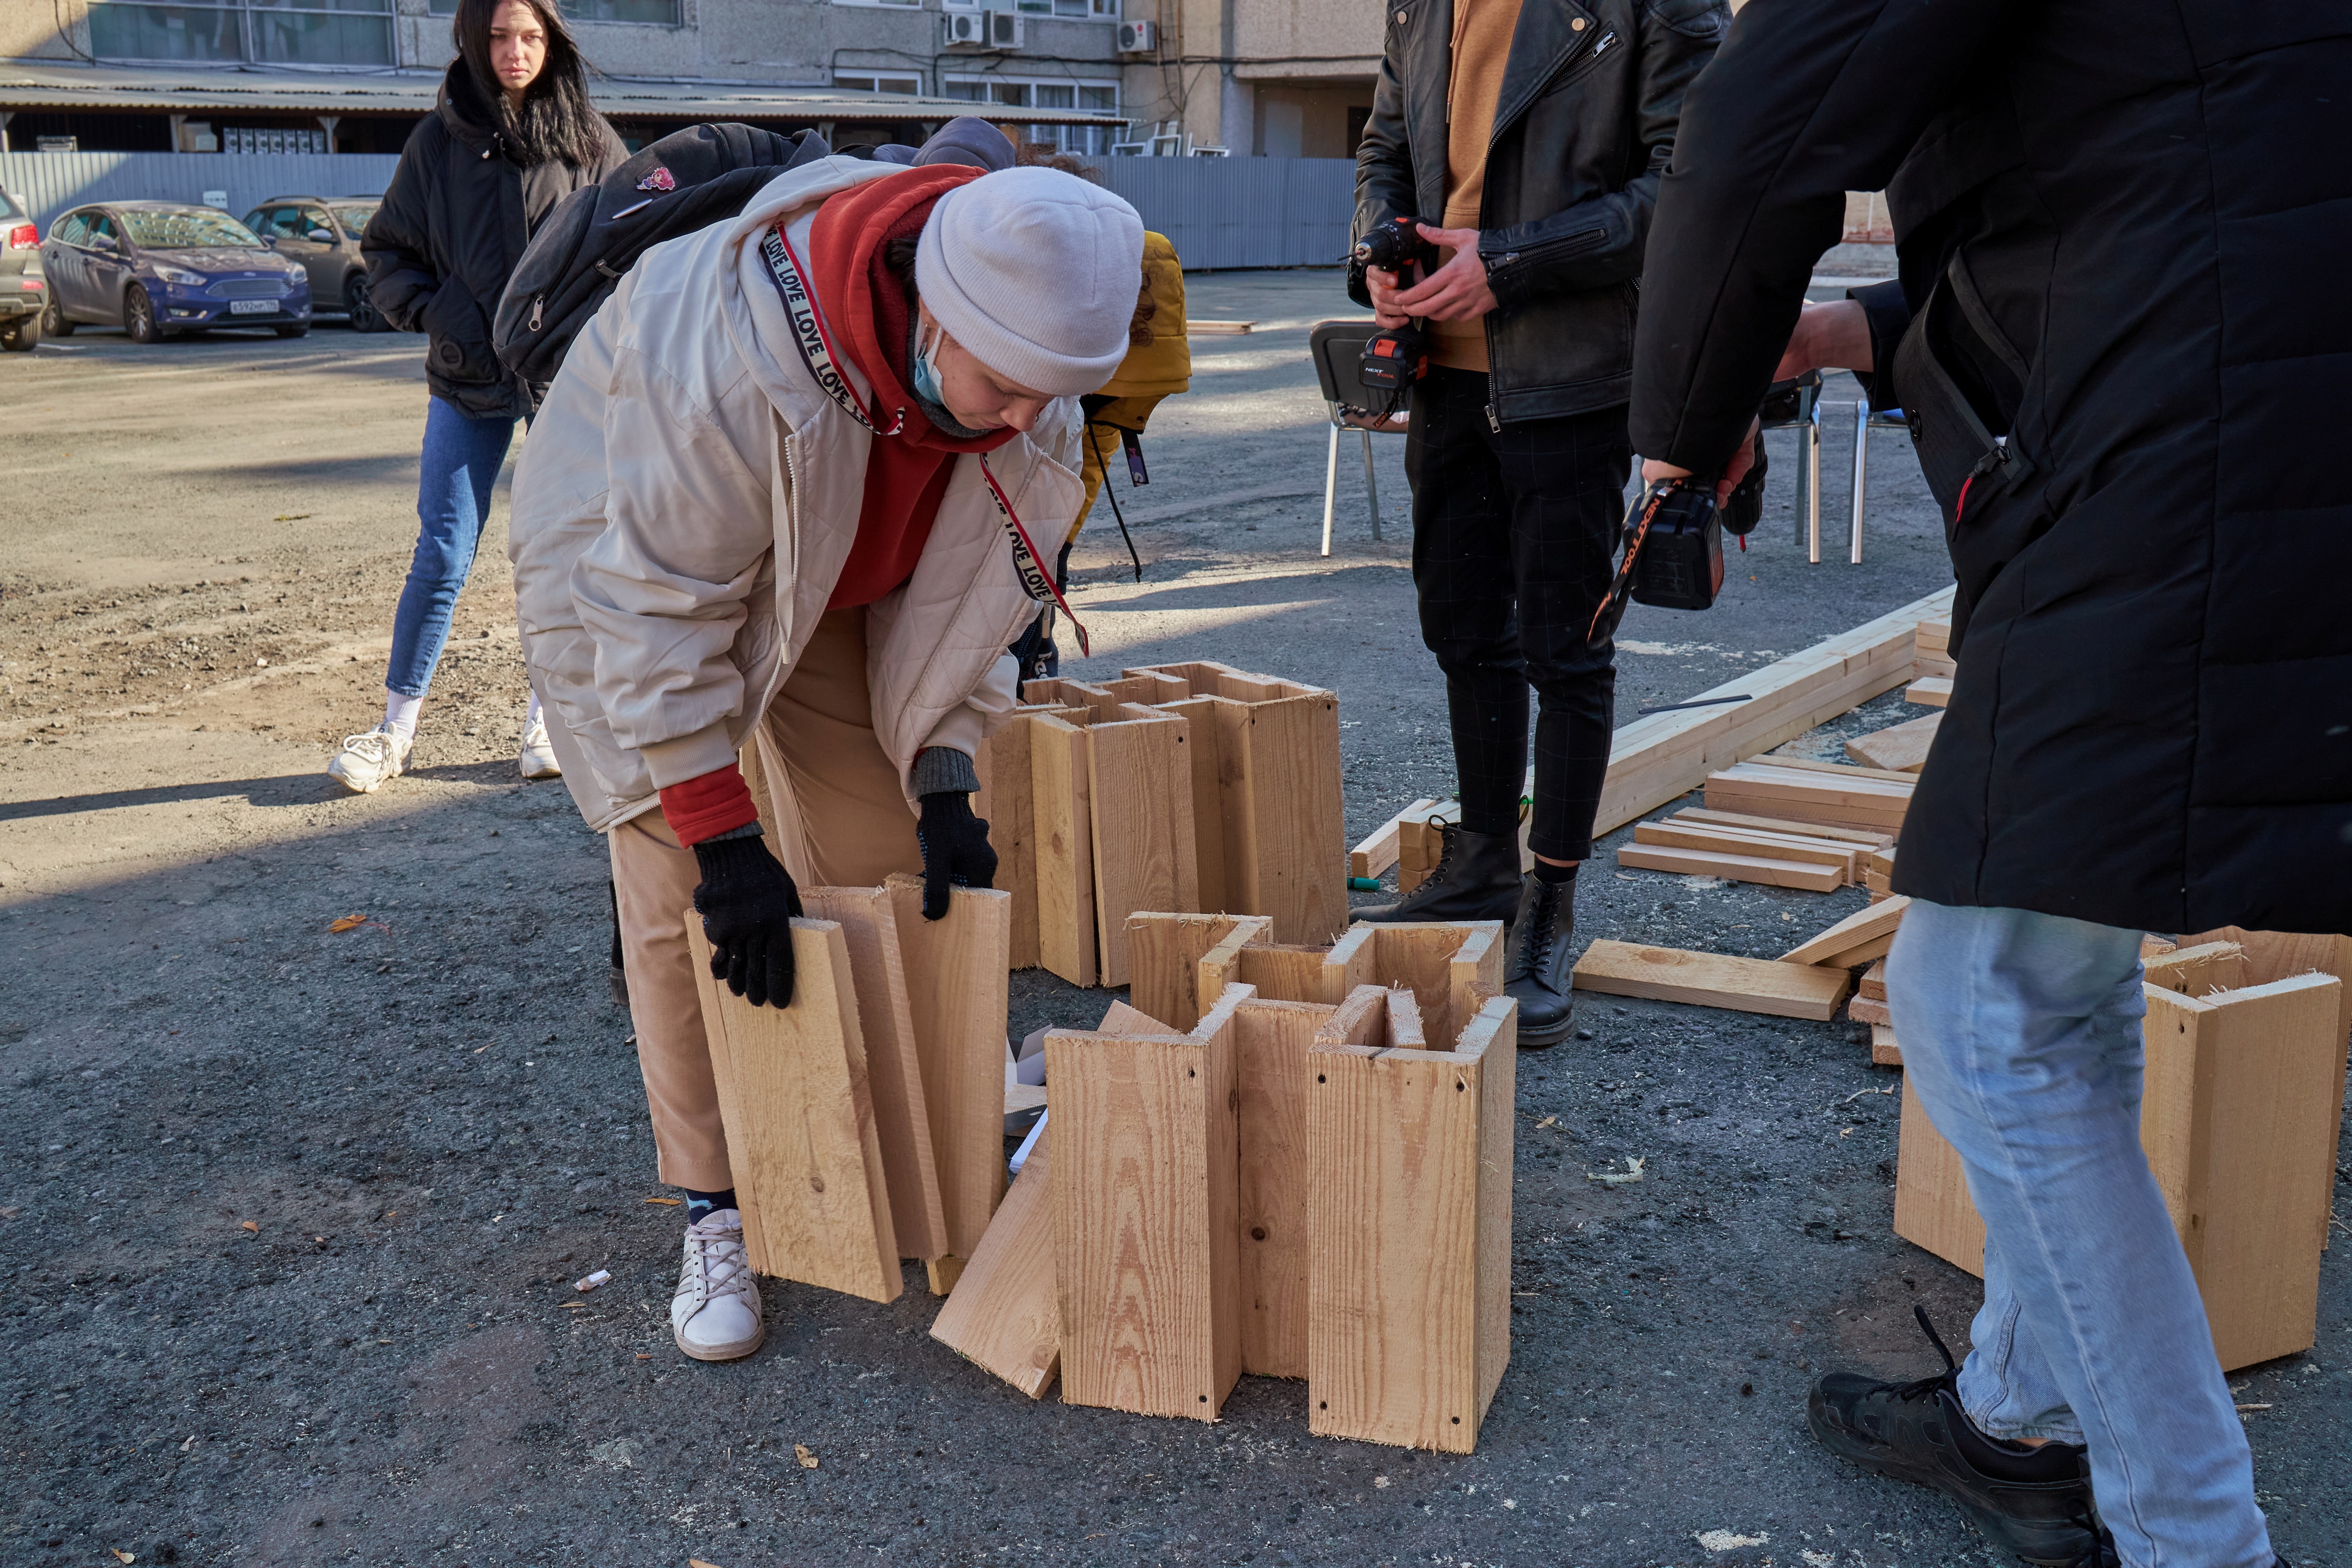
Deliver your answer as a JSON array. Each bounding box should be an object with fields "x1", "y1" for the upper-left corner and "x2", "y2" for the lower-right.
[{"x1": 2, "y1": 270, "x2": 2345, "y2": 1568}]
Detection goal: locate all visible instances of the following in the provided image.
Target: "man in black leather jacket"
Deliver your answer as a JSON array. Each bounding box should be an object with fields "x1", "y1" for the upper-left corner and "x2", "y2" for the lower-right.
[{"x1": 1345, "y1": 0, "x2": 1726, "y2": 1045}]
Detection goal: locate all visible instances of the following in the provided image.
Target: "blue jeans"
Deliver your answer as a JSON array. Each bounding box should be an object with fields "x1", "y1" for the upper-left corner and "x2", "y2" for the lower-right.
[
  {"x1": 1888, "y1": 900, "x2": 2273, "y2": 1568},
  {"x1": 385, "y1": 395, "x2": 518, "y2": 698}
]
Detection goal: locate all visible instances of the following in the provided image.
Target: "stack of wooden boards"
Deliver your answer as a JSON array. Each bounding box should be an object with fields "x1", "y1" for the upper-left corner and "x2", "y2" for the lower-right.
[
  {"x1": 684, "y1": 876, "x2": 1013, "y2": 1299},
  {"x1": 1895, "y1": 930, "x2": 2352, "y2": 1370},
  {"x1": 1569, "y1": 896, "x2": 1909, "y2": 1028},
  {"x1": 974, "y1": 661, "x2": 1346, "y2": 989},
  {"x1": 1617, "y1": 803, "x2": 1897, "y2": 893},
  {"x1": 931, "y1": 913, "x2": 1518, "y2": 1454}
]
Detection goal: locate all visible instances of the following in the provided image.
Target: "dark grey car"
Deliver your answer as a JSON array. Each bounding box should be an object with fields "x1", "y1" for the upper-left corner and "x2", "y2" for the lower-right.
[
  {"x1": 1, "y1": 188, "x2": 47, "y2": 352},
  {"x1": 243, "y1": 195, "x2": 390, "y2": 331}
]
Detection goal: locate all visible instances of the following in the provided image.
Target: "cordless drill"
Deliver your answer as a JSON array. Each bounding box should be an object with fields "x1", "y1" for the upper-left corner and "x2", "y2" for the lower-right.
[{"x1": 1352, "y1": 216, "x2": 1437, "y2": 395}]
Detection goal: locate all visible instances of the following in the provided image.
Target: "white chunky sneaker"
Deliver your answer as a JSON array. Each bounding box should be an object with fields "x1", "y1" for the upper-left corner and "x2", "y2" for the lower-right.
[
  {"x1": 517, "y1": 712, "x2": 561, "y2": 781},
  {"x1": 670, "y1": 1209, "x2": 765, "y2": 1362},
  {"x1": 326, "y1": 724, "x2": 412, "y2": 794}
]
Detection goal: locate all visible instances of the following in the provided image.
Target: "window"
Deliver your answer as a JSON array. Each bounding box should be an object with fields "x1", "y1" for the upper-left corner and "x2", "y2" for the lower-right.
[
  {"x1": 53, "y1": 211, "x2": 92, "y2": 248},
  {"x1": 221, "y1": 126, "x2": 332, "y2": 154},
  {"x1": 88, "y1": 0, "x2": 394, "y2": 67},
  {"x1": 429, "y1": 0, "x2": 680, "y2": 17},
  {"x1": 835, "y1": 72, "x2": 924, "y2": 95},
  {"x1": 245, "y1": 205, "x2": 304, "y2": 239},
  {"x1": 119, "y1": 207, "x2": 264, "y2": 248},
  {"x1": 1011, "y1": 0, "x2": 1118, "y2": 18},
  {"x1": 330, "y1": 202, "x2": 377, "y2": 236},
  {"x1": 940, "y1": 75, "x2": 1120, "y2": 156}
]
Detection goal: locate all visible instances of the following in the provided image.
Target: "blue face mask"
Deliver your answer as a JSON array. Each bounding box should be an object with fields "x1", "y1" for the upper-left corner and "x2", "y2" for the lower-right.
[{"x1": 911, "y1": 324, "x2": 948, "y2": 407}]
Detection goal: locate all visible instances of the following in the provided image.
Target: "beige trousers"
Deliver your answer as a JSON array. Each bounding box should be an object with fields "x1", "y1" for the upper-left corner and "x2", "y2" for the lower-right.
[{"x1": 610, "y1": 607, "x2": 922, "y2": 1190}]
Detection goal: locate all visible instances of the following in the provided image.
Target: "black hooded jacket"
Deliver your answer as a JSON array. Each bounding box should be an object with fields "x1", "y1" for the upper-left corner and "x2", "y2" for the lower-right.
[
  {"x1": 1629, "y1": 0, "x2": 2352, "y2": 936},
  {"x1": 363, "y1": 61, "x2": 626, "y2": 419}
]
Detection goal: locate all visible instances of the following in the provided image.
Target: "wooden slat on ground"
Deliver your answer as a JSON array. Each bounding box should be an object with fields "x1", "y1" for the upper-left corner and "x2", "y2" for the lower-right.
[
  {"x1": 1573, "y1": 939, "x2": 1851, "y2": 1020},
  {"x1": 1675, "y1": 807, "x2": 1893, "y2": 847},
  {"x1": 1615, "y1": 843, "x2": 1844, "y2": 892},
  {"x1": 1593, "y1": 587, "x2": 1952, "y2": 835},
  {"x1": 928, "y1": 1125, "x2": 1059, "y2": 1398},
  {"x1": 1845, "y1": 711, "x2": 1941, "y2": 773},
  {"x1": 1353, "y1": 797, "x2": 1440, "y2": 880},
  {"x1": 1308, "y1": 991, "x2": 1516, "y2": 1453},
  {"x1": 686, "y1": 918, "x2": 901, "y2": 1303},
  {"x1": 1704, "y1": 761, "x2": 1915, "y2": 835},
  {"x1": 1781, "y1": 896, "x2": 1909, "y2": 967},
  {"x1": 1631, "y1": 820, "x2": 1860, "y2": 878},
  {"x1": 886, "y1": 876, "x2": 1012, "y2": 1264},
  {"x1": 802, "y1": 886, "x2": 945, "y2": 1263}
]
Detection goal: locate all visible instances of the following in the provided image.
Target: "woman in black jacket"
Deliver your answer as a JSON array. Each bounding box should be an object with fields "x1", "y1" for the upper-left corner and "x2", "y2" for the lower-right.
[{"x1": 332, "y1": 0, "x2": 626, "y2": 795}]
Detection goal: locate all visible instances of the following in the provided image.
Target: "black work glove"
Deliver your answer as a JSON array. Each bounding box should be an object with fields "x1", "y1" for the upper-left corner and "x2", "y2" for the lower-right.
[
  {"x1": 690, "y1": 834, "x2": 803, "y2": 1009},
  {"x1": 915, "y1": 791, "x2": 996, "y2": 921}
]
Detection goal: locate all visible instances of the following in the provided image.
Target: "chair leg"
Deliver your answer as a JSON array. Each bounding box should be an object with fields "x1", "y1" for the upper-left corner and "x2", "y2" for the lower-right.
[
  {"x1": 1849, "y1": 399, "x2": 1869, "y2": 565},
  {"x1": 1321, "y1": 423, "x2": 1341, "y2": 558},
  {"x1": 1804, "y1": 401, "x2": 1824, "y2": 564},
  {"x1": 1360, "y1": 428, "x2": 1383, "y2": 542}
]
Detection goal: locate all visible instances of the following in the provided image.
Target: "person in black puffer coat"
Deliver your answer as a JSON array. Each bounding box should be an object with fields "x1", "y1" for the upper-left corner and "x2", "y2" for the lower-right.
[
  {"x1": 1630, "y1": 5, "x2": 2350, "y2": 1567},
  {"x1": 331, "y1": 0, "x2": 626, "y2": 797}
]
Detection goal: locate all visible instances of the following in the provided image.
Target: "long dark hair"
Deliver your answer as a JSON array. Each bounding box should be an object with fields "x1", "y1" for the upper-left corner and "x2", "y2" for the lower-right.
[{"x1": 450, "y1": 0, "x2": 610, "y2": 169}]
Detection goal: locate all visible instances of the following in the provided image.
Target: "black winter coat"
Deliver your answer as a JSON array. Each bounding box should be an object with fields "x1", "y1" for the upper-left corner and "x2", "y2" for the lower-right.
[
  {"x1": 1350, "y1": 0, "x2": 1727, "y2": 425},
  {"x1": 1630, "y1": 0, "x2": 2352, "y2": 936},
  {"x1": 363, "y1": 63, "x2": 626, "y2": 420}
]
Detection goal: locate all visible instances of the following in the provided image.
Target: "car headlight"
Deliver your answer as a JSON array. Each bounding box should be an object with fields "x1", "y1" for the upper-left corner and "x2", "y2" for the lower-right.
[
  {"x1": 152, "y1": 264, "x2": 206, "y2": 287},
  {"x1": 285, "y1": 261, "x2": 308, "y2": 280}
]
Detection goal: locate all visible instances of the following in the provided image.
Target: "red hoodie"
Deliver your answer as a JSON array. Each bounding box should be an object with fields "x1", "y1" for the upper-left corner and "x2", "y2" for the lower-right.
[{"x1": 659, "y1": 167, "x2": 1019, "y2": 846}]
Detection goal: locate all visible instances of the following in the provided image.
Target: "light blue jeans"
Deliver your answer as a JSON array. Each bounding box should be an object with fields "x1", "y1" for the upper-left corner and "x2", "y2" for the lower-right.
[
  {"x1": 1888, "y1": 900, "x2": 2273, "y2": 1568},
  {"x1": 385, "y1": 395, "x2": 519, "y2": 698}
]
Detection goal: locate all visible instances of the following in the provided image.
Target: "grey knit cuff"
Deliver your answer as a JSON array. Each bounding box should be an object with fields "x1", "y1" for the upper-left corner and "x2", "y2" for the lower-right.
[
  {"x1": 911, "y1": 745, "x2": 980, "y2": 798},
  {"x1": 704, "y1": 820, "x2": 764, "y2": 842}
]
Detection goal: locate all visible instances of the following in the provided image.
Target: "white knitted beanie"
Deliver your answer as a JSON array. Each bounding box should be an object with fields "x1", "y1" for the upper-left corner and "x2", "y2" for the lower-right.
[{"x1": 915, "y1": 167, "x2": 1146, "y2": 396}]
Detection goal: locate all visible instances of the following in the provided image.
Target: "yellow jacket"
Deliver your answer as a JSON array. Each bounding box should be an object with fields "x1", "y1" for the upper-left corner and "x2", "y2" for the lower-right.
[{"x1": 1070, "y1": 230, "x2": 1190, "y2": 546}]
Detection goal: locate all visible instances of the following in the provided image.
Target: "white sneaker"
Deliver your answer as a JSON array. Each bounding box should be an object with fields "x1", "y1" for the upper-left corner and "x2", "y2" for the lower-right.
[
  {"x1": 518, "y1": 712, "x2": 561, "y2": 781},
  {"x1": 670, "y1": 1209, "x2": 765, "y2": 1362},
  {"x1": 327, "y1": 724, "x2": 412, "y2": 794}
]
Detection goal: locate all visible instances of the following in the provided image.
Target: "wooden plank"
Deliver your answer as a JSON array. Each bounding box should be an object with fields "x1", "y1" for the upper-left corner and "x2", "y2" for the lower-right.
[
  {"x1": 2179, "y1": 926, "x2": 2352, "y2": 1254},
  {"x1": 1125, "y1": 913, "x2": 1252, "y2": 1035},
  {"x1": 1915, "y1": 616, "x2": 1951, "y2": 657},
  {"x1": 1870, "y1": 1023, "x2": 1903, "y2": 1066},
  {"x1": 1237, "y1": 943, "x2": 1342, "y2": 1003},
  {"x1": 1029, "y1": 713, "x2": 1098, "y2": 988},
  {"x1": 685, "y1": 918, "x2": 902, "y2": 1303},
  {"x1": 1860, "y1": 959, "x2": 1887, "y2": 1000},
  {"x1": 1906, "y1": 676, "x2": 1953, "y2": 707},
  {"x1": 1352, "y1": 797, "x2": 1441, "y2": 880},
  {"x1": 1196, "y1": 913, "x2": 1276, "y2": 1018},
  {"x1": 929, "y1": 1125, "x2": 1060, "y2": 1398},
  {"x1": 1233, "y1": 998, "x2": 1334, "y2": 1379},
  {"x1": 2142, "y1": 941, "x2": 2250, "y2": 998},
  {"x1": 1632, "y1": 820, "x2": 1861, "y2": 877},
  {"x1": 1047, "y1": 986, "x2": 1245, "y2": 1420},
  {"x1": 1847, "y1": 994, "x2": 1893, "y2": 1027},
  {"x1": 1367, "y1": 923, "x2": 1502, "y2": 1046},
  {"x1": 1307, "y1": 993, "x2": 1516, "y2": 1453},
  {"x1": 802, "y1": 887, "x2": 947, "y2": 1263},
  {"x1": 1087, "y1": 707, "x2": 1200, "y2": 989},
  {"x1": 1594, "y1": 586, "x2": 1954, "y2": 836},
  {"x1": 2164, "y1": 974, "x2": 2341, "y2": 1368},
  {"x1": 886, "y1": 875, "x2": 1012, "y2": 1261},
  {"x1": 1674, "y1": 807, "x2": 1893, "y2": 847},
  {"x1": 1705, "y1": 762, "x2": 1914, "y2": 835},
  {"x1": 1161, "y1": 695, "x2": 1237, "y2": 913},
  {"x1": 1893, "y1": 1073, "x2": 1984, "y2": 1273},
  {"x1": 1751, "y1": 754, "x2": 1922, "y2": 785},
  {"x1": 1236, "y1": 692, "x2": 1349, "y2": 944},
  {"x1": 1781, "y1": 896, "x2": 1909, "y2": 967},
  {"x1": 974, "y1": 718, "x2": 1040, "y2": 970},
  {"x1": 1844, "y1": 710, "x2": 1942, "y2": 773},
  {"x1": 1021, "y1": 676, "x2": 1120, "y2": 720},
  {"x1": 1913, "y1": 653, "x2": 1959, "y2": 681},
  {"x1": 1397, "y1": 802, "x2": 1463, "y2": 895},
  {"x1": 1572, "y1": 939, "x2": 1850, "y2": 1020},
  {"x1": 1615, "y1": 843, "x2": 1846, "y2": 893}
]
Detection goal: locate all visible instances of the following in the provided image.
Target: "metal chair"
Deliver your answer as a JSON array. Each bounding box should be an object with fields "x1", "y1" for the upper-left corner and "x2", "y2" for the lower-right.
[
  {"x1": 1757, "y1": 369, "x2": 1826, "y2": 561},
  {"x1": 1307, "y1": 320, "x2": 1406, "y2": 557},
  {"x1": 1845, "y1": 401, "x2": 1910, "y2": 566}
]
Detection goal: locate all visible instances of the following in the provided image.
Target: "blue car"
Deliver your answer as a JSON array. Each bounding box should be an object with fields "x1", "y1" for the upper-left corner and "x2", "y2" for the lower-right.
[{"x1": 39, "y1": 200, "x2": 312, "y2": 343}]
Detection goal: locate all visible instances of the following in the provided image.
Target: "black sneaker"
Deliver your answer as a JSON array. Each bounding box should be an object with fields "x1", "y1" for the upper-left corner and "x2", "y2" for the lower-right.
[
  {"x1": 1809, "y1": 1307, "x2": 2100, "y2": 1566},
  {"x1": 1354, "y1": 820, "x2": 1521, "y2": 924}
]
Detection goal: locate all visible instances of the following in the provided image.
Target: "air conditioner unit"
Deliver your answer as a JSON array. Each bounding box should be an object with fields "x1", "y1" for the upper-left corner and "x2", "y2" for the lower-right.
[
  {"x1": 988, "y1": 11, "x2": 1024, "y2": 48},
  {"x1": 1115, "y1": 18, "x2": 1155, "y2": 52},
  {"x1": 943, "y1": 11, "x2": 987, "y2": 45}
]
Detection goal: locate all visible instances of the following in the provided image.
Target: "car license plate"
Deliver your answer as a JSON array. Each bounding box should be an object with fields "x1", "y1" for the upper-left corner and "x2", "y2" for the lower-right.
[{"x1": 229, "y1": 298, "x2": 276, "y2": 315}]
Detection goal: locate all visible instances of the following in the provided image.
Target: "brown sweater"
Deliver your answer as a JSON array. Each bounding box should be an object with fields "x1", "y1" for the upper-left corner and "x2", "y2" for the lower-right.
[{"x1": 1429, "y1": 0, "x2": 1524, "y2": 372}]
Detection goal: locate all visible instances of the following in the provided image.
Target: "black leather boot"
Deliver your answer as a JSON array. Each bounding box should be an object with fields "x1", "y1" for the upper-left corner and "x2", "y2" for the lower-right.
[
  {"x1": 1504, "y1": 872, "x2": 1577, "y2": 1046},
  {"x1": 1354, "y1": 821, "x2": 1522, "y2": 924}
]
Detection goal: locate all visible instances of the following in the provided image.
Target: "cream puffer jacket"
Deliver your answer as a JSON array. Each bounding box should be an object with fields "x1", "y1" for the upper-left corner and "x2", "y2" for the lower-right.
[{"x1": 509, "y1": 157, "x2": 1082, "y2": 834}]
